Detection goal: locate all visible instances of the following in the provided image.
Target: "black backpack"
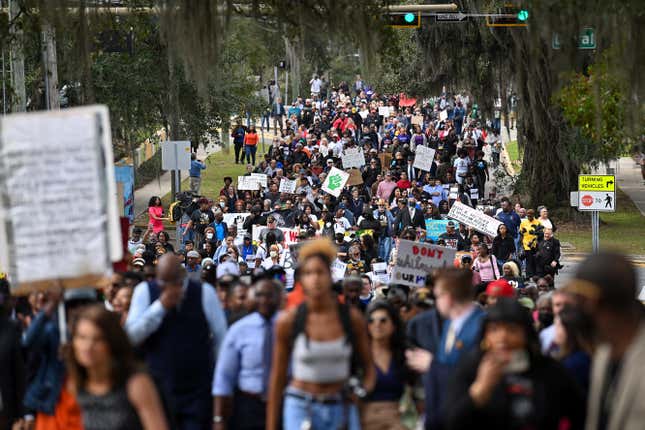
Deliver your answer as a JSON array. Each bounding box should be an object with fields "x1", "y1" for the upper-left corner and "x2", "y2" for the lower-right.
[{"x1": 289, "y1": 302, "x2": 361, "y2": 375}]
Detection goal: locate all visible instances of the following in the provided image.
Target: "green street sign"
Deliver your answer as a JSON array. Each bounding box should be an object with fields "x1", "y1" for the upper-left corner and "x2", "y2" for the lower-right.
[{"x1": 552, "y1": 27, "x2": 595, "y2": 50}]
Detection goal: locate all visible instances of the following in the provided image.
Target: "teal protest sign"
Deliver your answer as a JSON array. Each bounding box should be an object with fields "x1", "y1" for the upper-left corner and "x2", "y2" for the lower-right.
[{"x1": 425, "y1": 219, "x2": 450, "y2": 241}]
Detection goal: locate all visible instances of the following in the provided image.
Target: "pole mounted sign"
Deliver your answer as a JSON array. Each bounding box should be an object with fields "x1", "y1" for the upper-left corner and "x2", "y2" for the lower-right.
[{"x1": 577, "y1": 174, "x2": 615, "y2": 212}]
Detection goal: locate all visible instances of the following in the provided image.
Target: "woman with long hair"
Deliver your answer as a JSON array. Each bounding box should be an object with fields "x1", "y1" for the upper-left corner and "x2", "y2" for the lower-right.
[
  {"x1": 147, "y1": 196, "x2": 165, "y2": 234},
  {"x1": 473, "y1": 244, "x2": 500, "y2": 290},
  {"x1": 66, "y1": 305, "x2": 168, "y2": 430},
  {"x1": 491, "y1": 224, "x2": 515, "y2": 271},
  {"x1": 444, "y1": 299, "x2": 585, "y2": 430},
  {"x1": 267, "y1": 238, "x2": 375, "y2": 430},
  {"x1": 362, "y1": 300, "x2": 412, "y2": 430}
]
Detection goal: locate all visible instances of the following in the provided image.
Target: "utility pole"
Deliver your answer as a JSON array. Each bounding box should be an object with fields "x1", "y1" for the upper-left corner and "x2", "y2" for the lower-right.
[
  {"x1": 9, "y1": 0, "x2": 26, "y2": 112},
  {"x1": 41, "y1": 21, "x2": 59, "y2": 109}
]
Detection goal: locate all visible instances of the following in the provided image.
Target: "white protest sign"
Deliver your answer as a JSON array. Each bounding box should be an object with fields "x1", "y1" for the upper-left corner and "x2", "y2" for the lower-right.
[
  {"x1": 341, "y1": 147, "x2": 366, "y2": 169},
  {"x1": 449, "y1": 186, "x2": 459, "y2": 200},
  {"x1": 413, "y1": 145, "x2": 436, "y2": 172},
  {"x1": 321, "y1": 167, "x2": 350, "y2": 197},
  {"x1": 250, "y1": 173, "x2": 268, "y2": 188},
  {"x1": 319, "y1": 145, "x2": 329, "y2": 157},
  {"x1": 440, "y1": 109, "x2": 448, "y2": 121},
  {"x1": 237, "y1": 175, "x2": 259, "y2": 190},
  {"x1": 222, "y1": 213, "x2": 250, "y2": 231},
  {"x1": 279, "y1": 178, "x2": 297, "y2": 194},
  {"x1": 279, "y1": 227, "x2": 301, "y2": 245},
  {"x1": 0, "y1": 106, "x2": 122, "y2": 293},
  {"x1": 391, "y1": 240, "x2": 455, "y2": 288},
  {"x1": 371, "y1": 262, "x2": 390, "y2": 285},
  {"x1": 331, "y1": 259, "x2": 348, "y2": 282},
  {"x1": 448, "y1": 201, "x2": 503, "y2": 237},
  {"x1": 470, "y1": 188, "x2": 479, "y2": 200},
  {"x1": 378, "y1": 106, "x2": 392, "y2": 117}
]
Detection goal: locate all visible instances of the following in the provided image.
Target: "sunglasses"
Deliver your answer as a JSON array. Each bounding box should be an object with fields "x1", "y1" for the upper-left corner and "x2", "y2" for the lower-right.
[{"x1": 368, "y1": 316, "x2": 390, "y2": 325}]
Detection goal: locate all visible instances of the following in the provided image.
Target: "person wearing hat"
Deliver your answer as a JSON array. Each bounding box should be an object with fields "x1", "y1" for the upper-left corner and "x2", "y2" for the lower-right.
[
  {"x1": 438, "y1": 221, "x2": 467, "y2": 251},
  {"x1": 184, "y1": 198, "x2": 215, "y2": 247},
  {"x1": 126, "y1": 254, "x2": 227, "y2": 430},
  {"x1": 443, "y1": 298, "x2": 585, "y2": 430},
  {"x1": 484, "y1": 279, "x2": 515, "y2": 307}
]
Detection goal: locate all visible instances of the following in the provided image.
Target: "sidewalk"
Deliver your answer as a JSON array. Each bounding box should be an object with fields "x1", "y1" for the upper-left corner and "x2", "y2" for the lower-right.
[{"x1": 616, "y1": 156, "x2": 645, "y2": 216}]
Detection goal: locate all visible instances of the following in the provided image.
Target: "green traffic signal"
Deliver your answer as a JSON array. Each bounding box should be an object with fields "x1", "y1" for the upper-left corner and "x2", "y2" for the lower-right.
[
  {"x1": 404, "y1": 13, "x2": 415, "y2": 23},
  {"x1": 517, "y1": 9, "x2": 529, "y2": 21}
]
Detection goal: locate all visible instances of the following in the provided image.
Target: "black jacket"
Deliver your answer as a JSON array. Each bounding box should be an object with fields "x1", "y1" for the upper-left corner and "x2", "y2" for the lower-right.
[
  {"x1": 492, "y1": 235, "x2": 516, "y2": 261},
  {"x1": 444, "y1": 349, "x2": 585, "y2": 430},
  {"x1": 0, "y1": 318, "x2": 25, "y2": 428},
  {"x1": 393, "y1": 206, "x2": 425, "y2": 236}
]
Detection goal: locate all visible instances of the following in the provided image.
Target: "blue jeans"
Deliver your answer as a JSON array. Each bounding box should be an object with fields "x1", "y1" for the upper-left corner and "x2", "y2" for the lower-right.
[
  {"x1": 378, "y1": 236, "x2": 393, "y2": 262},
  {"x1": 245, "y1": 145, "x2": 257, "y2": 165},
  {"x1": 283, "y1": 390, "x2": 361, "y2": 430},
  {"x1": 177, "y1": 225, "x2": 194, "y2": 248}
]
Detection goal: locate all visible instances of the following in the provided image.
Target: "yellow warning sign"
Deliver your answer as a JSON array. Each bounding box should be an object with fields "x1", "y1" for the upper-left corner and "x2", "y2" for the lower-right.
[{"x1": 578, "y1": 175, "x2": 615, "y2": 192}]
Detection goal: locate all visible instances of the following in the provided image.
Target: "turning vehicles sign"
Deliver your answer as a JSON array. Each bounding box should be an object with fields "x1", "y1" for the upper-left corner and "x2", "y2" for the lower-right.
[{"x1": 578, "y1": 175, "x2": 615, "y2": 212}]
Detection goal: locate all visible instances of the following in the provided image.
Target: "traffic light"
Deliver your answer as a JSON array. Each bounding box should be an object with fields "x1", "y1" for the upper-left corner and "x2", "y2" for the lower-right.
[
  {"x1": 486, "y1": 4, "x2": 528, "y2": 27},
  {"x1": 387, "y1": 12, "x2": 421, "y2": 28}
]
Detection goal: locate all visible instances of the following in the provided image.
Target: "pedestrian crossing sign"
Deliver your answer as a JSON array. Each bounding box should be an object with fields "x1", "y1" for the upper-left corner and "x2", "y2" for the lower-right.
[{"x1": 578, "y1": 175, "x2": 615, "y2": 212}]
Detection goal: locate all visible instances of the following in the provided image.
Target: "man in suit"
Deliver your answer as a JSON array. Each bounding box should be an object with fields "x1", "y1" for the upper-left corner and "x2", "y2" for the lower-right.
[
  {"x1": 406, "y1": 268, "x2": 485, "y2": 430},
  {"x1": 393, "y1": 197, "x2": 425, "y2": 236},
  {"x1": 405, "y1": 155, "x2": 420, "y2": 183},
  {"x1": 271, "y1": 97, "x2": 285, "y2": 134},
  {"x1": 566, "y1": 252, "x2": 645, "y2": 430}
]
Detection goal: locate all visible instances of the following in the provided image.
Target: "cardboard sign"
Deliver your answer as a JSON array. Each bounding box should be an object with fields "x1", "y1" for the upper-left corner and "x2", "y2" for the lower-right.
[
  {"x1": 413, "y1": 145, "x2": 436, "y2": 172},
  {"x1": 378, "y1": 152, "x2": 393, "y2": 169},
  {"x1": 448, "y1": 201, "x2": 503, "y2": 237},
  {"x1": 331, "y1": 259, "x2": 348, "y2": 282},
  {"x1": 378, "y1": 106, "x2": 392, "y2": 117},
  {"x1": 279, "y1": 178, "x2": 297, "y2": 194},
  {"x1": 250, "y1": 173, "x2": 268, "y2": 188},
  {"x1": 439, "y1": 109, "x2": 448, "y2": 121},
  {"x1": 425, "y1": 219, "x2": 451, "y2": 242},
  {"x1": 371, "y1": 262, "x2": 389, "y2": 285},
  {"x1": 411, "y1": 115, "x2": 424, "y2": 126},
  {"x1": 341, "y1": 147, "x2": 366, "y2": 169},
  {"x1": 0, "y1": 106, "x2": 122, "y2": 294},
  {"x1": 391, "y1": 240, "x2": 455, "y2": 288},
  {"x1": 322, "y1": 167, "x2": 349, "y2": 197},
  {"x1": 238, "y1": 175, "x2": 259, "y2": 190},
  {"x1": 346, "y1": 168, "x2": 364, "y2": 186}
]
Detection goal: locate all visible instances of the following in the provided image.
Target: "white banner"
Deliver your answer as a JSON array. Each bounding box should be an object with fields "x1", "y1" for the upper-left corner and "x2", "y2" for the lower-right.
[
  {"x1": 321, "y1": 167, "x2": 350, "y2": 197},
  {"x1": 448, "y1": 201, "x2": 503, "y2": 237},
  {"x1": 413, "y1": 145, "x2": 435, "y2": 172},
  {"x1": 238, "y1": 175, "x2": 260, "y2": 190},
  {"x1": 341, "y1": 147, "x2": 366, "y2": 169},
  {"x1": 222, "y1": 213, "x2": 250, "y2": 231},
  {"x1": 279, "y1": 177, "x2": 297, "y2": 194},
  {"x1": 371, "y1": 262, "x2": 390, "y2": 285},
  {"x1": 0, "y1": 106, "x2": 122, "y2": 292},
  {"x1": 331, "y1": 259, "x2": 348, "y2": 282},
  {"x1": 250, "y1": 173, "x2": 268, "y2": 188},
  {"x1": 391, "y1": 240, "x2": 455, "y2": 288}
]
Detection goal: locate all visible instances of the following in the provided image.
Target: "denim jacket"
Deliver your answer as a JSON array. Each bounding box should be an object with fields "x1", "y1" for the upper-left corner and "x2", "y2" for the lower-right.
[{"x1": 22, "y1": 311, "x2": 65, "y2": 415}]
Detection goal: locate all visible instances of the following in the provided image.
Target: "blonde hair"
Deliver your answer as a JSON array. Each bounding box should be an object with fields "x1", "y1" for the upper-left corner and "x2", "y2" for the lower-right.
[
  {"x1": 503, "y1": 261, "x2": 520, "y2": 278},
  {"x1": 298, "y1": 237, "x2": 337, "y2": 266}
]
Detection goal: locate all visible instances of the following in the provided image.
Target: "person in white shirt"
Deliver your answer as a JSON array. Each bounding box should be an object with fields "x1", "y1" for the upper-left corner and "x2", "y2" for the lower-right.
[
  {"x1": 453, "y1": 148, "x2": 471, "y2": 185},
  {"x1": 309, "y1": 75, "x2": 322, "y2": 96}
]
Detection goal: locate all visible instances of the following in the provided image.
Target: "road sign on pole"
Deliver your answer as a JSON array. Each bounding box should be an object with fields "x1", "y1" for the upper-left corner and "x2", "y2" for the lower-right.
[
  {"x1": 435, "y1": 12, "x2": 468, "y2": 22},
  {"x1": 552, "y1": 27, "x2": 596, "y2": 50},
  {"x1": 577, "y1": 174, "x2": 615, "y2": 212}
]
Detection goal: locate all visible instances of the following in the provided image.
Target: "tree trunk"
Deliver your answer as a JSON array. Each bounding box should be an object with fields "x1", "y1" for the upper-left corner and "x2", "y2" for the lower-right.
[
  {"x1": 9, "y1": 0, "x2": 26, "y2": 112},
  {"x1": 512, "y1": 35, "x2": 579, "y2": 208},
  {"x1": 78, "y1": 0, "x2": 96, "y2": 104},
  {"x1": 41, "y1": 21, "x2": 59, "y2": 110}
]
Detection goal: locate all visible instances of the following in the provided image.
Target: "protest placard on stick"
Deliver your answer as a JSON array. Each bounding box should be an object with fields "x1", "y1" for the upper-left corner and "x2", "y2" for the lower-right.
[{"x1": 391, "y1": 240, "x2": 455, "y2": 288}]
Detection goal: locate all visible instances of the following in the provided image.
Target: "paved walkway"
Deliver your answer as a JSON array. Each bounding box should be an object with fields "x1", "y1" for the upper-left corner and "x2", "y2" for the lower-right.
[{"x1": 616, "y1": 156, "x2": 645, "y2": 216}]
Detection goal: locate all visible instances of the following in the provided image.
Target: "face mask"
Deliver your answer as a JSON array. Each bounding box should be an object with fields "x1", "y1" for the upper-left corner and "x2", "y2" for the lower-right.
[
  {"x1": 219, "y1": 202, "x2": 226, "y2": 208},
  {"x1": 503, "y1": 350, "x2": 530, "y2": 374},
  {"x1": 538, "y1": 311, "x2": 554, "y2": 328},
  {"x1": 270, "y1": 251, "x2": 278, "y2": 258},
  {"x1": 206, "y1": 233, "x2": 214, "y2": 240}
]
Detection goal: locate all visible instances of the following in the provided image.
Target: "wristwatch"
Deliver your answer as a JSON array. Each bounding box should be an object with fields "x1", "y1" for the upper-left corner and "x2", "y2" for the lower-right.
[{"x1": 213, "y1": 415, "x2": 224, "y2": 424}]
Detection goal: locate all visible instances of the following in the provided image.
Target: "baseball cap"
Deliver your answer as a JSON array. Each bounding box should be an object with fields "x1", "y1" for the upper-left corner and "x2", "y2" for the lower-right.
[
  {"x1": 187, "y1": 250, "x2": 201, "y2": 258},
  {"x1": 485, "y1": 279, "x2": 515, "y2": 298},
  {"x1": 447, "y1": 221, "x2": 455, "y2": 227}
]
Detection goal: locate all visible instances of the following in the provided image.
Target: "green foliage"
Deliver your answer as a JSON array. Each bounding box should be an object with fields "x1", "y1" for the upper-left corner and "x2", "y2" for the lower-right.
[
  {"x1": 135, "y1": 150, "x2": 163, "y2": 189},
  {"x1": 554, "y1": 52, "x2": 635, "y2": 164}
]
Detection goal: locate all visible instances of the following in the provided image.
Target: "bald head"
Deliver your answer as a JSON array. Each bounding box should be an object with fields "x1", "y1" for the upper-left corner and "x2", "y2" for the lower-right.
[{"x1": 157, "y1": 253, "x2": 185, "y2": 285}]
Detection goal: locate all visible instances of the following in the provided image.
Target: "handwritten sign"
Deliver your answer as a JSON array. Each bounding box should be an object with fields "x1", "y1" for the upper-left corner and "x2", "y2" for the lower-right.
[
  {"x1": 279, "y1": 178, "x2": 297, "y2": 194},
  {"x1": 378, "y1": 106, "x2": 392, "y2": 117},
  {"x1": 322, "y1": 167, "x2": 349, "y2": 197},
  {"x1": 0, "y1": 106, "x2": 122, "y2": 293},
  {"x1": 425, "y1": 220, "x2": 451, "y2": 242},
  {"x1": 448, "y1": 201, "x2": 502, "y2": 237},
  {"x1": 346, "y1": 168, "x2": 363, "y2": 186},
  {"x1": 250, "y1": 173, "x2": 268, "y2": 188},
  {"x1": 413, "y1": 145, "x2": 436, "y2": 172},
  {"x1": 222, "y1": 213, "x2": 250, "y2": 231},
  {"x1": 238, "y1": 175, "x2": 259, "y2": 190},
  {"x1": 332, "y1": 259, "x2": 348, "y2": 282},
  {"x1": 391, "y1": 240, "x2": 455, "y2": 288},
  {"x1": 411, "y1": 115, "x2": 424, "y2": 126},
  {"x1": 341, "y1": 147, "x2": 366, "y2": 169},
  {"x1": 439, "y1": 109, "x2": 448, "y2": 121}
]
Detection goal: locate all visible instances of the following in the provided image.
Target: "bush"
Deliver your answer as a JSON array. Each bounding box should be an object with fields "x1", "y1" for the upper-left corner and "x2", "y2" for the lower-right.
[{"x1": 135, "y1": 150, "x2": 164, "y2": 189}]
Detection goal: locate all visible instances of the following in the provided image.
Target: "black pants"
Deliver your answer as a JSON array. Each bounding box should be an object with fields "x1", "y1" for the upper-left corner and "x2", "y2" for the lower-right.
[
  {"x1": 229, "y1": 391, "x2": 267, "y2": 430},
  {"x1": 525, "y1": 249, "x2": 536, "y2": 278},
  {"x1": 234, "y1": 142, "x2": 243, "y2": 163}
]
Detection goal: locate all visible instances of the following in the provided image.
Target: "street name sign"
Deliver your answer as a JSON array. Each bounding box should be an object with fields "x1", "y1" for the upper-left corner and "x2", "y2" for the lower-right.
[
  {"x1": 435, "y1": 13, "x2": 468, "y2": 22},
  {"x1": 552, "y1": 28, "x2": 596, "y2": 50},
  {"x1": 577, "y1": 174, "x2": 615, "y2": 212}
]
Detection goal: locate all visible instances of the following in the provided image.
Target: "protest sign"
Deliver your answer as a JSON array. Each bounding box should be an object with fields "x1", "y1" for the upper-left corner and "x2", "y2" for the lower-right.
[
  {"x1": 425, "y1": 219, "x2": 451, "y2": 242},
  {"x1": 279, "y1": 227, "x2": 301, "y2": 245},
  {"x1": 448, "y1": 201, "x2": 503, "y2": 237},
  {"x1": 413, "y1": 145, "x2": 436, "y2": 172},
  {"x1": 440, "y1": 109, "x2": 448, "y2": 121},
  {"x1": 346, "y1": 168, "x2": 364, "y2": 186},
  {"x1": 378, "y1": 106, "x2": 391, "y2": 117},
  {"x1": 411, "y1": 115, "x2": 424, "y2": 126},
  {"x1": 341, "y1": 147, "x2": 366, "y2": 169},
  {"x1": 222, "y1": 213, "x2": 250, "y2": 231},
  {"x1": 331, "y1": 259, "x2": 348, "y2": 282},
  {"x1": 250, "y1": 173, "x2": 268, "y2": 188},
  {"x1": 391, "y1": 240, "x2": 455, "y2": 288},
  {"x1": 279, "y1": 178, "x2": 297, "y2": 194},
  {"x1": 378, "y1": 152, "x2": 393, "y2": 169},
  {"x1": 238, "y1": 175, "x2": 259, "y2": 190},
  {"x1": 449, "y1": 186, "x2": 459, "y2": 200},
  {"x1": 470, "y1": 188, "x2": 479, "y2": 200},
  {"x1": 371, "y1": 262, "x2": 390, "y2": 285},
  {"x1": 0, "y1": 106, "x2": 122, "y2": 294},
  {"x1": 322, "y1": 167, "x2": 349, "y2": 197},
  {"x1": 319, "y1": 145, "x2": 329, "y2": 157}
]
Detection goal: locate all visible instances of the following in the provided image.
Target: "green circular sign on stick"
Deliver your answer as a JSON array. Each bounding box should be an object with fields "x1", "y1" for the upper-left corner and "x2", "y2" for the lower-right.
[{"x1": 517, "y1": 10, "x2": 529, "y2": 21}]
